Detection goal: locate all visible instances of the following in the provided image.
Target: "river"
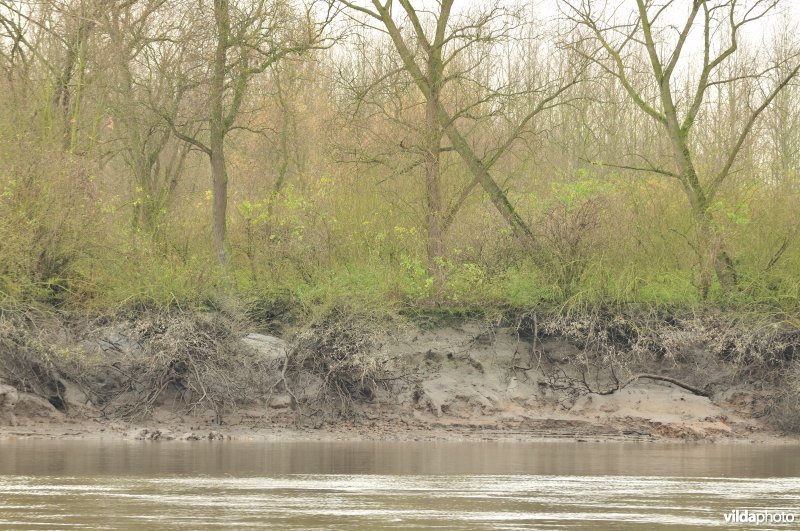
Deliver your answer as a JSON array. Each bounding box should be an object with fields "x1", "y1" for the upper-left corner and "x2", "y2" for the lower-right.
[{"x1": 0, "y1": 440, "x2": 798, "y2": 528}]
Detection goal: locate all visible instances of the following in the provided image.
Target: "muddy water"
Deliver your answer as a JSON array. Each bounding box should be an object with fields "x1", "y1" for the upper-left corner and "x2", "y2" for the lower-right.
[{"x1": 0, "y1": 441, "x2": 798, "y2": 529}]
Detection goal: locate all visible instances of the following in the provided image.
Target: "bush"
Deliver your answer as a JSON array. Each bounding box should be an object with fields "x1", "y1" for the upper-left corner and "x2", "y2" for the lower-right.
[
  {"x1": 0, "y1": 309, "x2": 77, "y2": 410},
  {"x1": 286, "y1": 307, "x2": 406, "y2": 415},
  {"x1": 98, "y1": 310, "x2": 270, "y2": 421}
]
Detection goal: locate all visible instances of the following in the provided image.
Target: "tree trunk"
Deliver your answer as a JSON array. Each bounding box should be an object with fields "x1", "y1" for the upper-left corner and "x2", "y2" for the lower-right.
[
  {"x1": 54, "y1": 24, "x2": 89, "y2": 152},
  {"x1": 666, "y1": 117, "x2": 737, "y2": 297},
  {"x1": 268, "y1": 74, "x2": 292, "y2": 218},
  {"x1": 211, "y1": 0, "x2": 230, "y2": 265},
  {"x1": 437, "y1": 109, "x2": 537, "y2": 251},
  {"x1": 374, "y1": 6, "x2": 537, "y2": 254},
  {"x1": 210, "y1": 133, "x2": 228, "y2": 265},
  {"x1": 425, "y1": 61, "x2": 445, "y2": 293},
  {"x1": 695, "y1": 208, "x2": 737, "y2": 298}
]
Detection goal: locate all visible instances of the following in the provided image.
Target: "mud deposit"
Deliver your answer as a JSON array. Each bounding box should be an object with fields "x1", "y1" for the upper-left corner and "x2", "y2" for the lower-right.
[{"x1": 1, "y1": 311, "x2": 794, "y2": 443}]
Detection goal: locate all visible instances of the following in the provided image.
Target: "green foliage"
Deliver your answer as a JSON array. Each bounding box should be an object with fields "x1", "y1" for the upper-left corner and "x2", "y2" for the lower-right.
[
  {"x1": 79, "y1": 244, "x2": 224, "y2": 310},
  {"x1": 496, "y1": 267, "x2": 556, "y2": 308},
  {"x1": 0, "y1": 155, "x2": 88, "y2": 308},
  {"x1": 549, "y1": 171, "x2": 613, "y2": 209},
  {"x1": 4, "y1": 156, "x2": 800, "y2": 321},
  {"x1": 1, "y1": 76, "x2": 799, "y2": 324}
]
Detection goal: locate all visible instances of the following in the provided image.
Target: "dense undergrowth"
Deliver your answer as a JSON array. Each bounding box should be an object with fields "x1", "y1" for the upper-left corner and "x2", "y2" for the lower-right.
[
  {"x1": 2, "y1": 151, "x2": 798, "y2": 320},
  {"x1": 2, "y1": 151, "x2": 799, "y2": 436},
  {"x1": 2, "y1": 200, "x2": 799, "y2": 323}
]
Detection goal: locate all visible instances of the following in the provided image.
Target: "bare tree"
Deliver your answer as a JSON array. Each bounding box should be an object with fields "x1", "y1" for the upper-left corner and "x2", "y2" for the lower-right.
[
  {"x1": 92, "y1": 0, "x2": 194, "y2": 236},
  {"x1": 165, "y1": 0, "x2": 336, "y2": 264},
  {"x1": 564, "y1": 0, "x2": 800, "y2": 295},
  {"x1": 0, "y1": 0, "x2": 94, "y2": 151},
  {"x1": 338, "y1": 0, "x2": 581, "y2": 288},
  {"x1": 761, "y1": 21, "x2": 800, "y2": 187}
]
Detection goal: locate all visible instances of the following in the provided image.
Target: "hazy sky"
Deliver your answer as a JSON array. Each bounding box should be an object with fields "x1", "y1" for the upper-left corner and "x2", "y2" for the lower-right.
[{"x1": 528, "y1": 0, "x2": 800, "y2": 62}]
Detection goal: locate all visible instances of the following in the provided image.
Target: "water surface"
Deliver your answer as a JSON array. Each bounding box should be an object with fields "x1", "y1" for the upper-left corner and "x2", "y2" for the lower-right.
[{"x1": 1, "y1": 440, "x2": 798, "y2": 528}]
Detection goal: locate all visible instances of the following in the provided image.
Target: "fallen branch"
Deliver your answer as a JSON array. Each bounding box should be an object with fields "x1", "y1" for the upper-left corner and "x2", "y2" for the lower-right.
[{"x1": 597, "y1": 374, "x2": 709, "y2": 397}]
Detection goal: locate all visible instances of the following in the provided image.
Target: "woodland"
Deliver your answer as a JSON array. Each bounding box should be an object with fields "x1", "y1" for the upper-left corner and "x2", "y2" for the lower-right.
[
  {"x1": 0, "y1": 0, "x2": 799, "y2": 318},
  {"x1": 3, "y1": 0, "x2": 800, "y2": 433}
]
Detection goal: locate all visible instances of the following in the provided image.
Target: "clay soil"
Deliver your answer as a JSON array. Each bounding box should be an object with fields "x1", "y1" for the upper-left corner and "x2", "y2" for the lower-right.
[{"x1": 0, "y1": 318, "x2": 794, "y2": 445}]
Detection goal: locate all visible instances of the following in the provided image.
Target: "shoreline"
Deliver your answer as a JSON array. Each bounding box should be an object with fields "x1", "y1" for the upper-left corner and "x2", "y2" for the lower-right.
[
  {"x1": 2, "y1": 406, "x2": 796, "y2": 445},
  {"x1": 2, "y1": 308, "x2": 799, "y2": 445}
]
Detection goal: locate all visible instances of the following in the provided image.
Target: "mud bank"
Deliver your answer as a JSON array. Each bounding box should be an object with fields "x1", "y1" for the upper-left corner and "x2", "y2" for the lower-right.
[{"x1": 0, "y1": 309, "x2": 798, "y2": 443}]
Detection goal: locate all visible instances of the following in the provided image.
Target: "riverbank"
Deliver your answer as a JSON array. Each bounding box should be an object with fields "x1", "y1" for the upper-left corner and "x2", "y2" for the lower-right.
[
  {"x1": 1, "y1": 307, "x2": 798, "y2": 443},
  {"x1": 0, "y1": 415, "x2": 796, "y2": 446}
]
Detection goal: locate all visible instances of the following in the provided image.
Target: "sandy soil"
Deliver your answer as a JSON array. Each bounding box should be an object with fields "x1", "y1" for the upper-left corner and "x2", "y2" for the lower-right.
[{"x1": 0, "y1": 323, "x2": 795, "y2": 444}]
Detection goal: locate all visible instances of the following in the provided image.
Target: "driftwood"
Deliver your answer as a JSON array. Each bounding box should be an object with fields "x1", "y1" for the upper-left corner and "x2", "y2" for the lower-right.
[{"x1": 598, "y1": 374, "x2": 710, "y2": 397}]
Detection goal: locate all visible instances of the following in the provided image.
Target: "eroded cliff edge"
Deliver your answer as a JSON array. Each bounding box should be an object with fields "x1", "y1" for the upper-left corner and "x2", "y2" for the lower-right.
[{"x1": 1, "y1": 308, "x2": 797, "y2": 442}]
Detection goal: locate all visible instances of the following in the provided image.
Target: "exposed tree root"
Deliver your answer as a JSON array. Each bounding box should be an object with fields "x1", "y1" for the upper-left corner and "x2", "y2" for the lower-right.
[
  {"x1": 597, "y1": 374, "x2": 710, "y2": 397},
  {"x1": 286, "y1": 309, "x2": 407, "y2": 416}
]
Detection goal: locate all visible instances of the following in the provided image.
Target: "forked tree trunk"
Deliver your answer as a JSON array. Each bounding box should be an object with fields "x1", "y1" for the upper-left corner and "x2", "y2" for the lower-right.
[
  {"x1": 666, "y1": 114, "x2": 738, "y2": 297},
  {"x1": 694, "y1": 208, "x2": 737, "y2": 298}
]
